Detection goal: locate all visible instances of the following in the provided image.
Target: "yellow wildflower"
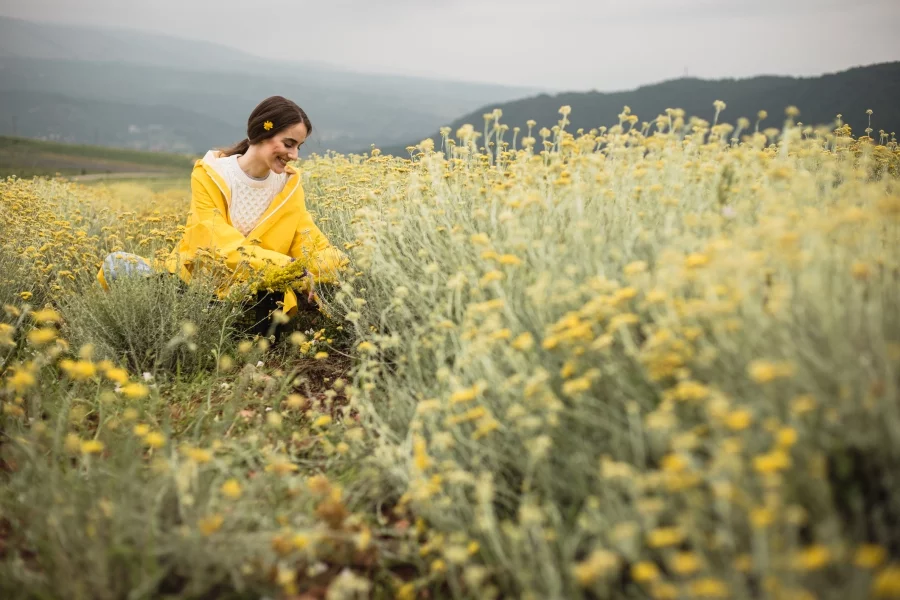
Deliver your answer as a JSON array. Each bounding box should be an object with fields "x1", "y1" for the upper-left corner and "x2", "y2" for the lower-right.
[
  {"x1": 59, "y1": 359, "x2": 96, "y2": 380},
  {"x1": 776, "y1": 427, "x2": 798, "y2": 448},
  {"x1": 684, "y1": 253, "x2": 710, "y2": 268},
  {"x1": 573, "y1": 549, "x2": 619, "y2": 586},
  {"x1": 183, "y1": 446, "x2": 213, "y2": 464},
  {"x1": 6, "y1": 369, "x2": 36, "y2": 393},
  {"x1": 562, "y1": 377, "x2": 591, "y2": 396},
  {"x1": 498, "y1": 254, "x2": 523, "y2": 266},
  {"x1": 725, "y1": 409, "x2": 752, "y2": 431},
  {"x1": 623, "y1": 260, "x2": 648, "y2": 276},
  {"x1": 689, "y1": 577, "x2": 729, "y2": 598},
  {"x1": 511, "y1": 332, "x2": 534, "y2": 350},
  {"x1": 104, "y1": 367, "x2": 129, "y2": 385},
  {"x1": 750, "y1": 507, "x2": 774, "y2": 528},
  {"x1": 65, "y1": 433, "x2": 82, "y2": 454},
  {"x1": 647, "y1": 527, "x2": 685, "y2": 548},
  {"x1": 660, "y1": 454, "x2": 688, "y2": 473},
  {"x1": 27, "y1": 327, "x2": 57, "y2": 345},
  {"x1": 266, "y1": 459, "x2": 299, "y2": 475},
  {"x1": 472, "y1": 416, "x2": 500, "y2": 440},
  {"x1": 357, "y1": 340, "x2": 377, "y2": 353},
  {"x1": 479, "y1": 270, "x2": 504, "y2": 286},
  {"x1": 652, "y1": 582, "x2": 679, "y2": 600},
  {"x1": 120, "y1": 383, "x2": 149, "y2": 399},
  {"x1": 221, "y1": 479, "x2": 243, "y2": 499},
  {"x1": 198, "y1": 514, "x2": 224, "y2": 536},
  {"x1": 792, "y1": 545, "x2": 831, "y2": 571},
  {"x1": 670, "y1": 552, "x2": 702, "y2": 576},
  {"x1": 143, "y1": 432, "x2": 166, "y2": 449},
  {"x1": 470, "y1": 233, "x2": 490, "y2": 246},
  {"x1": 872, "y1": 565, "x2": 900, "y2": 597},
  {"x1": 855, "y1": 545, "x2": 887, "y2": 569},
  {"x1": 450, "y1": 383, "x2": 483, "y2": 404},
  {"x1": 285, "y1": 394, "x2": 307, "y2": 409},
  {"x1": 308, "y1": 474, "x2": 331, "y2": 494},
  {"x1": 733, "y1": 554, "x2": 753, "y2": 572},
  {"x1": 851, "y1": 261, "x2": 872, "y2": 281},
  {"x1": 791, "y1": 394, "x2": 817, "y2": 415},
  {"x1": 80, "y1": 439, "x2": 105, "y2": 455},
  {"x1": 631, "y1": 561, "x2": 660, "y2": 583},
  {"x1": 397, "y1": 583, "x2": 416, "y2": 600},
  {"x1": 753, "y1": 450, "x2": 791, "y2": 474},
  {"x1": 748, "y1": 360, "x2": 794, "y2": 383},
  {"x1": 670, "y1": 380, "x2": 708, "y2": 402}
]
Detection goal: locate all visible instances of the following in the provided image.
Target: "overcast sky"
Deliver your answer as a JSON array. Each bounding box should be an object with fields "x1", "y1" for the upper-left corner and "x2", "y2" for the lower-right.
[{"x1": 2, "y1": 0, "x2": 899, "y2": 91}]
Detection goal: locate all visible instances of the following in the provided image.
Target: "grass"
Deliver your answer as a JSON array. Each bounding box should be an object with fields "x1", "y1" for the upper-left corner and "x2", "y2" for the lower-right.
[
  {"x1": 79, "y1": 176, "x2": 190, "y2": 193},
  {"x1": 0, "y1": 135, "x2": 196, "y2": 178}
]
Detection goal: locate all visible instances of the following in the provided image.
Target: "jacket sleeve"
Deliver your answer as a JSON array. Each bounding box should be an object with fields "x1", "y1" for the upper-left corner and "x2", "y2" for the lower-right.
[
  {"x1": 289, "y1": 202, "x2": 349, "y2": 284},
  {"x1": 180, "y1": 171, "x2": 293, "y2": 273}
]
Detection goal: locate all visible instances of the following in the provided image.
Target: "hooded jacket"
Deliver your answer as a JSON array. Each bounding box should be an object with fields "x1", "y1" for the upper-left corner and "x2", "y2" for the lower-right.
[{"x1": 99, "y1": 150, "x2": 347, "y2": 315}]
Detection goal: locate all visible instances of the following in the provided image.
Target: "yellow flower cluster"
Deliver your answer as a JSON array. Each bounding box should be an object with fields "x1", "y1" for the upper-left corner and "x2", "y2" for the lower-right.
[
  {"x1": 0, "y1": 178, "x2": 186, "y2": 300},
  {"x1": 247, "y1": 255, "x2": 311, "y2": 295}
]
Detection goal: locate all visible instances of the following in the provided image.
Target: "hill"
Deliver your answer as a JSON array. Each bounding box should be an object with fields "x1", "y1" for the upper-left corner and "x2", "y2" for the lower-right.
[
  {"x1": 0, "y1": 90, "x2": 233, "y2": 154},
  {"x1": 0, "y1": 135, "x2": 195, "y2": 178},
  {"x1": 381, "y1": 62, "x2": 900, "y2": 156},
  {"x1": 0, "y1": 17, "x2": 542, "y2": 154}
]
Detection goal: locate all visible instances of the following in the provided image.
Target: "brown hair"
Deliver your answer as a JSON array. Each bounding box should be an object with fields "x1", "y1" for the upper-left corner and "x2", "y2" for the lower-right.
[{"x1": 220, "y1": 96, "x2": 313, "y2": 157}]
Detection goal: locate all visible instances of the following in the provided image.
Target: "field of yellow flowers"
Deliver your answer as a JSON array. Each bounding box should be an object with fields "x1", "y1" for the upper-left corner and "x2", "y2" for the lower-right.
[{"x1": 2, "y1": 104, "x2": 900, "y2": 600}]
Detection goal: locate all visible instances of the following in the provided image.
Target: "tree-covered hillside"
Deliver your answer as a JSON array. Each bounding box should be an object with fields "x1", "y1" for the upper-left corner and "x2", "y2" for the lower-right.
[{"x1": 382, "y1": 62, "x2": 900, "y2": 156}]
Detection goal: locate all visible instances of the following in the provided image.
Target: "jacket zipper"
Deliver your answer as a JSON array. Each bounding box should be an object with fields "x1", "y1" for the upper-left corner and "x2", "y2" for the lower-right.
[{"x1": 251, "y1": 176, "x2": 300, "y2": 233}]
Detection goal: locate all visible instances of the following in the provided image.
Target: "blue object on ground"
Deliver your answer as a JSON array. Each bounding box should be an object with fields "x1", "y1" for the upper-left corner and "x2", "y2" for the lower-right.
[{"x1": 102, "y1": 251, "x2": 153, "y2": 284}]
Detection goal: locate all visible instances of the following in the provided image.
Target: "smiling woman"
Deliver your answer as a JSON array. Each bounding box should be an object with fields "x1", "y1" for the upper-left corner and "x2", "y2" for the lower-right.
[{"x1": 96, "y1": 96, "x2": 348, "y2": 327}]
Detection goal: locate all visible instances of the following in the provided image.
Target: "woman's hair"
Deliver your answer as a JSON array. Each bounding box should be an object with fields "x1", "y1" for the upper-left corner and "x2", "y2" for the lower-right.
[{"x1": 220, "y1": 96, "x2": 313, "y2": 157}]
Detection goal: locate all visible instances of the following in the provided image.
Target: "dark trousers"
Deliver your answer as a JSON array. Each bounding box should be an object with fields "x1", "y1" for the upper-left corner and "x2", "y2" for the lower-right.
[{"x1": 243, "y1": 292, "x2": 286, "y2": 339}]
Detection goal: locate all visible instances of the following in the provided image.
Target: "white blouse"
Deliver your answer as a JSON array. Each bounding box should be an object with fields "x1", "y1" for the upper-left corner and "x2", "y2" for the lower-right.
[{"x1": 216, "y1": 154, "x2": 287, "y2": 236}]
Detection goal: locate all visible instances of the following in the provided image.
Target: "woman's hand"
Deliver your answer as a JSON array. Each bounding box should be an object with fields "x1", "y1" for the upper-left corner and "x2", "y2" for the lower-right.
[{"x1": 303, "y1": 267, "x2": 315, "y2": 303}]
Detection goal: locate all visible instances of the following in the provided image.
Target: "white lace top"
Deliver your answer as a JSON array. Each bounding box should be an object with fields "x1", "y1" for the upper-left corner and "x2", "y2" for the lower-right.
[{"x1": 214, "y1": 154, "x2": 287, "y2": 236}]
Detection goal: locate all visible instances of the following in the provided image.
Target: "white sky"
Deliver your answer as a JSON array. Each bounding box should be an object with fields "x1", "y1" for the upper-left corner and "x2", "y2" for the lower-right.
[{"x1": 2, "y1": 0, "x2": 899, "y2": 91}]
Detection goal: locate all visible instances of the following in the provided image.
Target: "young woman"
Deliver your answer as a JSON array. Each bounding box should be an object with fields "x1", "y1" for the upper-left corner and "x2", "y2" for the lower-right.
[{"x1": 98, "y1": 96, "x2": 347, "y2": 318}]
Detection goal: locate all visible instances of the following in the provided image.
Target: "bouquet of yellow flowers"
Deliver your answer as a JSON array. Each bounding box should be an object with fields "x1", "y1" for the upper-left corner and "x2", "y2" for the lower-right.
[{"x1": 248, "y1": 257, "x2": 313, "y2": 296}]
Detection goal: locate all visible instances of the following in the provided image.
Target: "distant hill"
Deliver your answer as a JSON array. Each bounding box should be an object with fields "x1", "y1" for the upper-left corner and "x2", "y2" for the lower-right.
[
  {"x1": 0, "y1": 17, "x2": 542, "y2": 154},
  {"x1": 381, "y1": 62, "x2": 900, "y2": 156},
  {"x1": 0, "y1": 58, "x2": 449, "y2": 154},
  {"x1": 0, "y1": 90, "x2": 233, "y2": 153}
]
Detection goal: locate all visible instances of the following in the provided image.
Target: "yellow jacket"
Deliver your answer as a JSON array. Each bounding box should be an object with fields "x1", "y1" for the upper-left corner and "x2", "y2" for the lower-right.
[{"x1": 99, "y1": 151, "x2": 347, "y2": 315}]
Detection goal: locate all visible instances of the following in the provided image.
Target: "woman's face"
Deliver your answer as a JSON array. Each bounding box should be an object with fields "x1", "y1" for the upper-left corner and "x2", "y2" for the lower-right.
[{"x1": 260, "y1": 122, "x2": 308, "y2": 174}]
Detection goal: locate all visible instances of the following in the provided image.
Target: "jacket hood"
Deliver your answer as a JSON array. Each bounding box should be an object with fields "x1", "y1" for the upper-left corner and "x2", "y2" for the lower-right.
[{"x1": 197, "y1": 150, "x2": 300, "y2": 190}]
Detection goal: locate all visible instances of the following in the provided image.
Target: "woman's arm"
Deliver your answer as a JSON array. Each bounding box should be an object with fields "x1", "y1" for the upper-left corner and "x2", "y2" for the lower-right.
[
  {"x1": 288, "y1": 205, "x2": 348, "y2": 284},
  {"x1": 181, "y1": 170, "x2": 293, "y2": 272}
]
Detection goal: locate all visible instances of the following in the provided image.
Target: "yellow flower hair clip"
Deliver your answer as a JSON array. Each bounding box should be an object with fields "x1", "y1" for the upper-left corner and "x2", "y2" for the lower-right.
[{"x1": 263, "y1": 120, "x2": 274, "y2": 131}]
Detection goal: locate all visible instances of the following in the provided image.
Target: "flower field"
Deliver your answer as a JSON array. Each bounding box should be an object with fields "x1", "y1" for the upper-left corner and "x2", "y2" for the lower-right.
[{"x1": 2, "y1": 105, "x2": 900, "y2": 599}]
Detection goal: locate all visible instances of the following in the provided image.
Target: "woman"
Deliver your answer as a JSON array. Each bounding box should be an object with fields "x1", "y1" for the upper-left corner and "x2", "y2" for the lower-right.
[{"x1": 98, "y1": 96, "x2": 347, "y2": 318}]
